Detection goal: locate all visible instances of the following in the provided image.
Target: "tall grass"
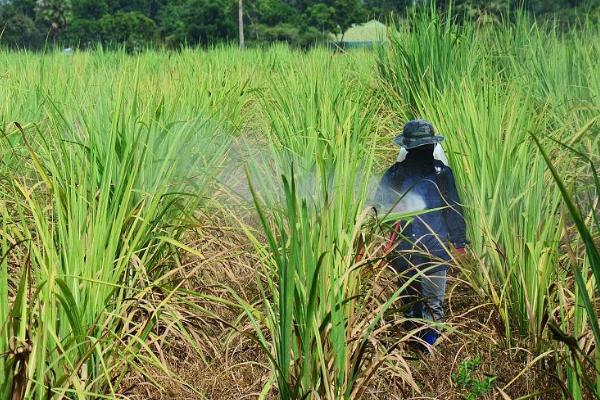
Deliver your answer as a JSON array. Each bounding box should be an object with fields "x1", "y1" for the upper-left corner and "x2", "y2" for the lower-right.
[
  {"x1": 238, "y1": 53, "x2": 416, "y2": 399},
  {"x1": 0, "y1": 46, "x2": 383, "y2": 398},
  {"x1": 0, "y1": 22, "x2": 597, "y2": 398},
  {"x1": 0, "y1": 54, "x2": 245, "y2": 397},
  {"x1": 377, "y1": 8, "x2": 598, "y2": 345},
  {"x1": 377, "y1": 8, "x2": 599, "y2": 398},
  {"x1": 533, "y1": 134, "x2": 600, "y2": 397}
]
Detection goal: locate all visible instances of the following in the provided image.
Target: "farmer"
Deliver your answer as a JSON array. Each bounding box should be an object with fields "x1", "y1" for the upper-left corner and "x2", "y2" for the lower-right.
[{"x1": 374, "y1": 119, "x2": 467, "y2": 352}]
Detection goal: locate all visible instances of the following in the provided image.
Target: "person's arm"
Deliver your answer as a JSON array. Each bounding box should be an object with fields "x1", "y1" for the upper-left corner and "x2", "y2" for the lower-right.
[{"x1": 440, "y1": 167, "x2": 468, "y2": 249}]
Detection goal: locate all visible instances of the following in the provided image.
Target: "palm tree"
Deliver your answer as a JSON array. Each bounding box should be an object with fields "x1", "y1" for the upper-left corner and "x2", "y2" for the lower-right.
[{"x1": 35, "y1": 0, "x2": 72, "y2": 43}]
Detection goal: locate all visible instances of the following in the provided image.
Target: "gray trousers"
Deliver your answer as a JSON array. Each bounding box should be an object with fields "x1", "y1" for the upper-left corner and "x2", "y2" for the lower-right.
[
  {"x1": 405, "y1": 268, "x2": 447, "y2": 322},
  {"x1": 391, "y1": 255, "x2": 448, "y2": 322}
]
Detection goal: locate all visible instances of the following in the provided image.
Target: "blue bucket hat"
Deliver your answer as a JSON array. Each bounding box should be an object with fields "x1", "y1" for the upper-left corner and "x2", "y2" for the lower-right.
[{"x1": 394, "y1": 119, "x2": 444, "y2": 149}]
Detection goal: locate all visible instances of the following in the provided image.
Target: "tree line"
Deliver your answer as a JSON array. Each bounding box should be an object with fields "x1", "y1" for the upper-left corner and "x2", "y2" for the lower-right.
[{"x1": 0, "y1": 0, "x2": 598, "y2": 50}]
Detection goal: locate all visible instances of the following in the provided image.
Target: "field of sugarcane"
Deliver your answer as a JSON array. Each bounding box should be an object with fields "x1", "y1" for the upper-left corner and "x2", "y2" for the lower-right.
[{"x1": 0, "y1": 10, "x2": 599, "y2": 400}]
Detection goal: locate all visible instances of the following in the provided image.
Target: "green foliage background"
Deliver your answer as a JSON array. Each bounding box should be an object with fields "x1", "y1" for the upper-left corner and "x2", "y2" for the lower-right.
[{"x1": 1, "y1": 0, "x2": 599, "y2": 49}]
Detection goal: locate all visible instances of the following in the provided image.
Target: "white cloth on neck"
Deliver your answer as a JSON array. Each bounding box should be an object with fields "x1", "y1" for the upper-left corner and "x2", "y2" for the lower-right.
[{"x1": 397, "y1": 143, "x2": 449, "y2": 165}]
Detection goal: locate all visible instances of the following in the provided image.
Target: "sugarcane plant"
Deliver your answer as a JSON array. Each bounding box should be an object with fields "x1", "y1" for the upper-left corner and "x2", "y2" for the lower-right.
[
  {"x1": 236, "y1": 55, "x2": 418, "y2": 399},
  {"x1": 533, "y1": 132, "x2": 600, "y2": 398},
  {"x1": 375, "y1": 8, "x2": 599, "y2": 351},
  {"x1": 0, "y1": 90, "x2": 232, "y2": 398}
]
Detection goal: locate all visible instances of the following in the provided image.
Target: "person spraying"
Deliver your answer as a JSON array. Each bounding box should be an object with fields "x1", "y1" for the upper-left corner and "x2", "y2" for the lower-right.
[{"x1": 375, "y1": 119, "x2": 467, "y2": 352}]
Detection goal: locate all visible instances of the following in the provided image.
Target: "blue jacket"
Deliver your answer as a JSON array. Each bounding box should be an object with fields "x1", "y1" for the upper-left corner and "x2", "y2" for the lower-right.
[{"x1": 375, "y1": 159, "x2": 467, "y2": 262}]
